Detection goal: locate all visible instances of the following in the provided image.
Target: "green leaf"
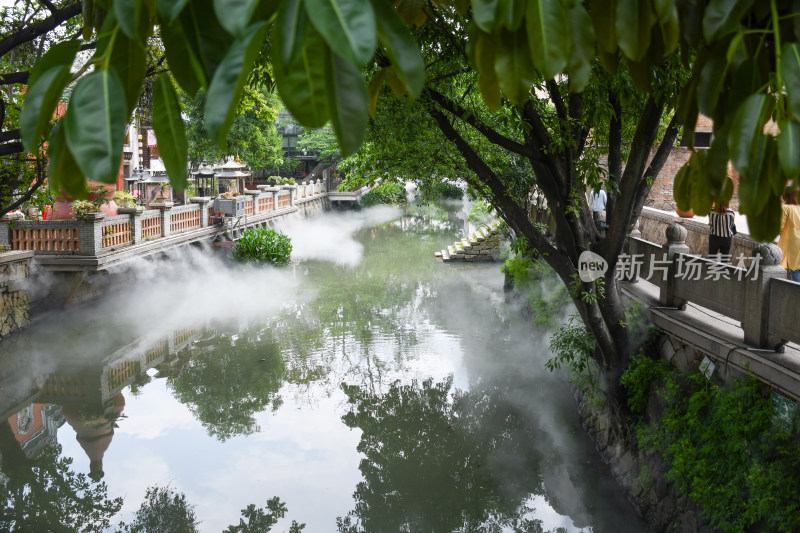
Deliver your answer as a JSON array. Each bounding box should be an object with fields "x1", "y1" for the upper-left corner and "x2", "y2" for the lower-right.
[
  {"x1": 656, "y1": 1, "x2": 680, "y2": 57},
  {"x1": 82, "y1": 0, "x2": 94, "y2": 40},
  {"x1": 697, "y1": 42, "x2": 729, "y2": 117},
  {"x1": 178, "y1": 0, "x2": 233, "y2": 77},
  {"x1": 526, "y1": 0, "x2": 570, "y2": 80},
  {"x1": 473, "y1": 0, "x2": 502, "y2": 32},
  {"x1": 368, "y1": 68, "x2": 390, "y2": 117},
  {"x1": 780, "y1": 43, "x2": 800, "y2": 120},
  {"x1": 325, "y1": 49, "x2": 368, "y2": 156},
  {"x1": 587, "y1": 0, "x2": 617, "y2": 54},
  {"x1": 738, "y1": 134, "x2": 775, "y2": 216},
  {"x1": 371, "y1": 0, "x2": 425, "y2": 99},
  {"x1": 20, "y1": 40, "x2": 80, "y2": 153},
  {"x1": 109, "y1": 32, "x2": 147, "y2": 115},
  {"x1": 114, "y1": 0, "x2": 152, "y2": 41},
  {"x1": 152, "y1": 75, "x2": 188, "y2": 192},
  {"x1": 205, "y1": 22, "x2": 268, "y2": 148},
  {"x1": 778, "y1": 119, "x2": 800, "y2": 180},
  {"x1": 688, "y1": 151, "x2": 713, "y2": 216},
  {"x1": 567, "y1": 2, "x2": 594, "y2": 93},
  {"x1": 214, "y1": 0, "x2": 259, "y2": 35},
  {"x1": 476, "y1": 31, "x2": 502, "y2": 111},
  {"x1": 673, "y1": 163, "x2": 691, "y2": 212},
  {"x1": 304, "y1": 0, "x2": 377, "y2": 66},
  {"x1": 63, "y1": 69, "x2": 127, "y2": 183},
  {"x1": 625, "y1": 57, "x2": 651, "y2": 92},
  {"x1": 160, "y1": 17, "x2": 207, "y2": 95},
  {"x1": 728, "y1": 93, "x2": 774, "y2": 177},
  {"x1": 703, "y1": 0, "x2": 754, "y2": 42},
  {"x1": 615, "y1": 0, "x2": 656, "y2": 63},
  {"x1": 495, "y1": 27, "x2": 536, "y2": 104},
  {"x1": 48, "y1": 122, "x2": 87, "y2": 199},
  {"x1": 273, "y1": 24, "x2": 330, "y2": 127},
  {"x1": 747, "y1": 191, "x2": 782, "y2": 242},
  {"x1": 705, "y1": 126, "x2": 730, "y2": 198},
  {"x1": 503, "y1": 0, "x2": 526, "y2": 31},
  {"x1": 276, "y1": 0, "x2": 307, "y2": 65},
  {"x1": 156, "y1": 0, "x2": 189, "y2": 22}
]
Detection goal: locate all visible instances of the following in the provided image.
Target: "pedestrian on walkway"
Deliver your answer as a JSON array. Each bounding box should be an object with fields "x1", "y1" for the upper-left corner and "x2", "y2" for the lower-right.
[
  {"x1": 778, "y1": 188, "x2": 800, "y2": 282},
  {"x1": 708, "y1": 201, "x2": 735, "y2": 261},
  {"x1": 589, "y1": 187, "x2": 607, "y2": 222}
]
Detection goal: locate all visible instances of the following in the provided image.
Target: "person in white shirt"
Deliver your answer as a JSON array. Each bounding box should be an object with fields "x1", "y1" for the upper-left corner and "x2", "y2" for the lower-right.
[{"x1": 590, "y1": 188, "x2": 607, "y2": 222}]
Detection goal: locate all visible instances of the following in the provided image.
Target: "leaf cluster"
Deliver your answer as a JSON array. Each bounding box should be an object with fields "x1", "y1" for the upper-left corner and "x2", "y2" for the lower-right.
[{"x1": 233, "y1": 227, "x2": 293, "y2": 265}]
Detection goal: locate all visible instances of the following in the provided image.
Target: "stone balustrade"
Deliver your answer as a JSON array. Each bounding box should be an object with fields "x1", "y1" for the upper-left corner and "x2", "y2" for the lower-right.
[
  {"x1": 628, "y1": 222, "x2": 800, "y2": 351},
  {"x1": 0, "y1": 183, "x2": 326, "y2": 262}
]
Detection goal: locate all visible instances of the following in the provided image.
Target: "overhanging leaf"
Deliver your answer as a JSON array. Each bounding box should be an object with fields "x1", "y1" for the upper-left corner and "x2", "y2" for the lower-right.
[
  {"x1": 738, "y1": 134, "x2": 775, "y2": 216},
  {"x1": 777, "y1": 119, "x2": 800, "y2": 180},
  {"x1": 108, "y1": 32, "x2": 147, "y2": 115},
  {"x1": 728, "y1": 93, "x2": 774, "y2": 177},
  {"x1": 213, "y1": 0, "x2": 266, "y2": 36},
  {"x1": 63, "y1": 69, "x2": 127, "y2": 183},
  {"x1": 48, "y1": 121, "x2": 87, "y2": 199},
  {"x1": 152, "y1": 75, "x2": 188, "y2": 192},
  {"x1": 495, "y1": 27, "x2": 536, "y2": 104},
  {"x1": 160, "y1": 16, "x2": 207, "y2": 95},
  {"x1": 587, "y1": 0, "x2": 617, "y2": 54},
  {"x1": 371, "y1": 0, "x2": 425, "y2": 99},
  {"x1": 781, "y1": 43, "x2": 800, "y2": 119},
  {"x1": 20, "y1": 40, "x2": 80, "y2": 153},
  {"x1": 703, "y1": 0, "x2": 754, "y2": 42},
  {"x1": 615, "y1": 0, "x2": 656, "y2": 63},
  {"x1": 472, "y1": 0, "x2": 502, "y2": 32},
  {"x1": 476, "y1": 31, "x2": 502, "y2": 111},
  {"x1": 567, "y1": 2, "x2": 595, "y2": 93},
  {"x1": 205, "y1": 22, "x2": 268, "y2": 148},
  {"x1": 156, "y1": 0, "x2": 189, "y2": 22},
  {"x1": 747, "y1": 192, "x2": 782, "y2": 242},
  {"x1": 276, "y1": 0, "x2": 307, "y2": 65},
  {"x1": 673, "y1": 163, "x2": 691, "y2": 211},
  {"x1": 526, "y1": 0, "x2": 570, "y2": 80},
  {"x1": 325, "y1": 49, "x2": 368, "y2": 156},
  {"x1": 368, "y1": 68, "x2": 390, "y2": 117},
  {"x1": 273, "y1": 24, "x2": 330, "y2": 127},
  {"x1": 304, "y1": 0, "x2": 377, "y2": 66}
]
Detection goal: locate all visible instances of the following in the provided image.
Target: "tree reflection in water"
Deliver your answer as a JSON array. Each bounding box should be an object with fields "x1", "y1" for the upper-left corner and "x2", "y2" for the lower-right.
[
  {"x1": 338, "y1": 377, "x2": 565, "y2": 533},
  {"x1": 0, "y1": 421, "x2": 123, "y2": 532},
  {"x1": 168, "y1": 327, "x2": 285, "y2": 441}
]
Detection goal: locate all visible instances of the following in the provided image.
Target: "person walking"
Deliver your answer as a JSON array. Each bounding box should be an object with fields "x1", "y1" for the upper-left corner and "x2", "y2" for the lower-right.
[
  {"x1": 589, "y1": 188, "x2": 607, "y2": 222},
  {"x1": 778, "y1": 188, "x2": 800, "y2": 282},
  {"x1": 708, "y1": 202, "x2": 735, "y2": 261}
]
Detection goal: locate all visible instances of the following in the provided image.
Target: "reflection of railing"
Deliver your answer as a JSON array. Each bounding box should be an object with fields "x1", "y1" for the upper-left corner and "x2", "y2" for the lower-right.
[{"x1": 0, "y1": 181, "x2": 327, "y2": 269}]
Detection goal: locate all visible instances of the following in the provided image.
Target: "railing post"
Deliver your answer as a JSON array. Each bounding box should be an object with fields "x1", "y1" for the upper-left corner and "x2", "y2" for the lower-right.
[
  {"x1": 743, "y1": 243, "x2": 786, "y2": 351},
  {"x1": 190, "y1": 197, "x2": 210, "y2": 227},
  {"x1": 154, "y1": 202, "x2": 174, "y2": 238},
  {"x1": 661, "y1": 222, "x2": 691, "y2": 308},
  {"x1": 0, "y1": 213, "x2": 22, "y2": 248},
  {"x1": 245, "y1": 189, "x2": 259, "y2": 214},
  {"x1": 79, "y1": 213, "x2": 106, "y2": 255},
  {"x1": 118, "y1": 207, "x2": 143, "y2": 244}
]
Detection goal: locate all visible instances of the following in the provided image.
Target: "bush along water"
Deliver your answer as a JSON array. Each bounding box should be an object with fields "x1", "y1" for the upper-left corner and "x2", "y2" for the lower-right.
[
  {"x1": 233, "y1": 227, "x2": 292, "y2": 265},
  {"x1": 359, "y1": 181, "x2": 406, "y2": 207},
  {"x1": 621, "y1": 353, "x2": 800, "y2": 532}
]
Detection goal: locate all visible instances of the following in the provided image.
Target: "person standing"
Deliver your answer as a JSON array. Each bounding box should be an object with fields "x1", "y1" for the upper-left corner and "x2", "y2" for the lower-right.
[
  {"x1": 708, "y1": 202, "x2": 735, "y2": 261},
  {"x1": 590, "y1": 188, "x2": 607, "y2": 222},
  {"x1": 778, "y1": 188, "x2": 800, "y2": 282}
]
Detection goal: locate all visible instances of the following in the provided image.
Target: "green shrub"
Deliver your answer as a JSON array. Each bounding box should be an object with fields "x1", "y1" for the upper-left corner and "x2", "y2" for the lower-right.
[
  {"x1": 360, "y1": 181, "x2": 406, "y2": 206},
  {"x1": 437, "y1": 182, "x2": 463, "y2": 199},
  {"x1": 234, "y1": 227, "x2": 292, "y2": 265},
  {"x1": 501, "y1": 254, "x2": 569, "y2": 327},
  {"x1": 467, "y1": 199, "x2": 492, "y2": 224},
  {"x1": 623, "y1": 357, "x2": 800, "y2": 532}
]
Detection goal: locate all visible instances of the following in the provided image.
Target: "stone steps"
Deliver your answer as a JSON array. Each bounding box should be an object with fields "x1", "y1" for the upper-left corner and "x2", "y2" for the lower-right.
[{"x1": 436, "y1": 223, "x2": 503, "y2": 263}]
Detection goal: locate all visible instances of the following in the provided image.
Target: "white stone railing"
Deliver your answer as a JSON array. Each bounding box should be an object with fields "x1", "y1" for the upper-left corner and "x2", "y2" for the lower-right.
[{"x1": 627, "y1": 222, "x2": 800, "y2": 350}]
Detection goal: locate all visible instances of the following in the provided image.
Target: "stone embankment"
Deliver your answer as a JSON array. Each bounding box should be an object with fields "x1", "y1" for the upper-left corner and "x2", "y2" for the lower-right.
[
  {"x1": 434, "y1": 223, "x2": 503, "y2": 262},
  {"x1": 0, "y1": 251, "x2": 32, "y2": 339}
]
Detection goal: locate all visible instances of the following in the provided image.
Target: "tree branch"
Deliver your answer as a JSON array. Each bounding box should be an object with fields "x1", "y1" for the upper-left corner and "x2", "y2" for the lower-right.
[
  {"x1": 0, "y1": 1, "x2": 82, "y2": 58},
  {"x1": 424, "y1": 88, "x2": 534, "y2": 158},
  {"x1": 0, "y1": 71, "x2": 30, "y2": 86},
  {"x1": 606, "y1": 89, "x2": 622, "y2": 221},
  {"x1": 0, "y1": 142, "x2": 25, "y2": 156},
  {"x1": 546, "y1": 80, "x2": 567, "y2": 122}
]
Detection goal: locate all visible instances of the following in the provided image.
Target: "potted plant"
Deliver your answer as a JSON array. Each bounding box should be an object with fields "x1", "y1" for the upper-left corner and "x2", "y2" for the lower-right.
[
  {"x1": 113, "y1": 190, "x2": 138, "y2": 208},
  {"x1": 72, "y1": 199, "x2": 105, "y2": 221}
]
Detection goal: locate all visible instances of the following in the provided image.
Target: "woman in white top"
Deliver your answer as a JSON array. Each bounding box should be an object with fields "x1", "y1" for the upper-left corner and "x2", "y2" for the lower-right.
[{"x1": 708, "y1": 202, "x2": 735, "y2": 261}]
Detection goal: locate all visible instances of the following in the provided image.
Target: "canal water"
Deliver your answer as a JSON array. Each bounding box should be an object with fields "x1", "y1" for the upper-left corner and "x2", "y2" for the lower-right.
[{"x1": 0, "y1": 201, "x2": 647, "y2": 532}]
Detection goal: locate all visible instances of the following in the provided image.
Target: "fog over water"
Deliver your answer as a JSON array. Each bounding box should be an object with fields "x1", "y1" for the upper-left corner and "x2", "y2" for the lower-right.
[{"x1": 0, "y1": 203, "x2": 646, "y2": 532}]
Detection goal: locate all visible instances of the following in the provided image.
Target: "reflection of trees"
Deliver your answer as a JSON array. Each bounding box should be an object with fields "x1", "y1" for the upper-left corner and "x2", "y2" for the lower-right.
[
  {"x1": 168, "y1": 328, "x2": 285, "y2": 441},
  {"x1": 0, "y1": 421, "x2": 122, "y2": 532},
  {"x1": 338, "y1": 377, "x2": 553, "y2": 533},
  {"x1": 117, "y1": 484, "x2": 305, "y2": 533}
]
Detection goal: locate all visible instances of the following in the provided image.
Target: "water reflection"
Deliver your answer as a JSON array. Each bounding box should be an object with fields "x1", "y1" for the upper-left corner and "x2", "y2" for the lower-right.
[{"x1": 0, "y1": 202, "x2": 646, "y2": 531}]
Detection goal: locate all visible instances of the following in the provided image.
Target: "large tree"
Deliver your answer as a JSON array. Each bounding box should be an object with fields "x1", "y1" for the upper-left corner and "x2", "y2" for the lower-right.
[{"x1": 3, "y1": 0, "x2": 799, "y2": 390}]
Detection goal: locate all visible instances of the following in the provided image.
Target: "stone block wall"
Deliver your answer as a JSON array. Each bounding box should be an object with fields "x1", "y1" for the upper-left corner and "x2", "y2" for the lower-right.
[{"x1": 0, "y1": 251, "x2": 33, "y2": 338}]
